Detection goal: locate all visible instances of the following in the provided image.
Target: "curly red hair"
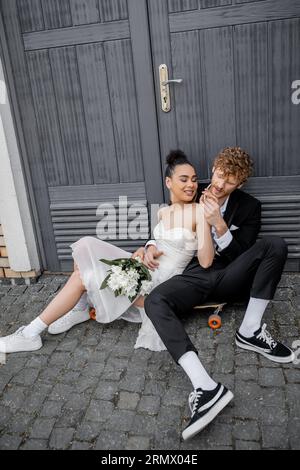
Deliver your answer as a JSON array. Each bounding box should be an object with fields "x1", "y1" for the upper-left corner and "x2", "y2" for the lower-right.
[{"x1": 213, "y1": 147, "x2": 253, "y2": 184}]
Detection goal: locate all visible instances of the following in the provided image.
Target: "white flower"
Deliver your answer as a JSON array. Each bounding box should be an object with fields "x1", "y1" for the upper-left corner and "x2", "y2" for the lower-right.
[
  {"x1": 100, "y1": 257, "x2": 152, "y2": 301},
  {"x1": 127, "y1": 268, "x2": 140, "y2": 281},
  {"x1": 107, "y1": 267, "x2": 139, "y2": 299},
  {"x1": 111, "y1": 265, "x2": 123, "y2": 275},
  {"x1": 139, "y1": 280, "x2": 153, "y2": 296}
]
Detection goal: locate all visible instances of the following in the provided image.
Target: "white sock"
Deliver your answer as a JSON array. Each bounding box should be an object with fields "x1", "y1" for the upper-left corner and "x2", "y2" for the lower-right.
[
  {"x1": 74, "y1": 292, "x2": 89, "y2": 310},
  {"x1": 178, "y1": 351, "x2": 217, "y2": 391},
  {"x1": 22, "y1": 317, "x2": 48, "y2": 338},
  {"x1": 239, "y1": 297, "x2": 270, "y2": 338}
]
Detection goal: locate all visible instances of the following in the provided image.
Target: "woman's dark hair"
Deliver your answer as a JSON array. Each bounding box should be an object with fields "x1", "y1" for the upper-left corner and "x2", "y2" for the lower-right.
[
  {"x1": 164, "y1": 149, "x2": 193, "y2": 178},
  {"x1": 165, "y1": 150, "x2": 197, "y2": 205}
]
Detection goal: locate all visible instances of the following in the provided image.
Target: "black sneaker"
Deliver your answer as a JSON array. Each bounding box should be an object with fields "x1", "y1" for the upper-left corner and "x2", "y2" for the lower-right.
[
  {"x1": 182, "y1": 383, "x2": 234, "y2": 441},
  {"x1": 236, "y1": 323, "x2": 295, "y2": 363}
]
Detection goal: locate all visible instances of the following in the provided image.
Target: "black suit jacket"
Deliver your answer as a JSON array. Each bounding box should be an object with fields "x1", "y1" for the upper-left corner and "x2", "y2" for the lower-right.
[{"x1": 196, "y1": 183, "x2": 261, "y2": 265}]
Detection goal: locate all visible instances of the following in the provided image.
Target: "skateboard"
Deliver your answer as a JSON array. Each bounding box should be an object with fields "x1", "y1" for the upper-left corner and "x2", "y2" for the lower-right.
[
  {"x1": 89, "y1": 307, "x2": 97, "y2": 320},
  {"x1": 194, "y1": 302, "x2": 226, "y2": 330},
  {"x1": 90, "y1": 303, "x2": 226, "y2": 329}
]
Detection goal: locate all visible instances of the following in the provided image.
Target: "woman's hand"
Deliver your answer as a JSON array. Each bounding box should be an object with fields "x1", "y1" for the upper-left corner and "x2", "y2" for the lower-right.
[
  {"x1": 132, "y1": 245, "x2": 164, "y2": 271},
  {"x1": 131, "y1": 247, "x2": 145, "y2": 261},
  {"x1": 144, "y1": 245, "x2": 164, "y2": 271}
]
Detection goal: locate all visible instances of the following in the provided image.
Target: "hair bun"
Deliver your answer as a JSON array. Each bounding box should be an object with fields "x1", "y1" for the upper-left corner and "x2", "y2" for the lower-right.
[
  {"x1": 166, "y1": 149, "x2": 188, "y2": 166},
  {"x1": 164, "y1": 149, "x2": 194, "y2": 179}
]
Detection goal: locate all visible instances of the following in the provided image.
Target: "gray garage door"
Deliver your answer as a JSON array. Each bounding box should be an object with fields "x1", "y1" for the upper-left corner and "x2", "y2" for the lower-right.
[{"x1": 0, "y1": 0, "x2": 299, "y2": 271}]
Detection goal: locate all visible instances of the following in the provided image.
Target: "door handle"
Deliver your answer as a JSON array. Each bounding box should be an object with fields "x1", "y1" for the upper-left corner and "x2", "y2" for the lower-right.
[
  {"x1": 159, "y1": 64, "x2": 183, "y2": 112},
  {"x1": 161, "y1": 79, "x2": 183, "y2": 86}
]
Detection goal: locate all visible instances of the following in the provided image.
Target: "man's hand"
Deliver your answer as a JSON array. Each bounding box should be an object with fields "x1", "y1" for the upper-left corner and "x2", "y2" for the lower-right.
[
  {"x1": 144, "y1": 245, "x2": 164, "y2": 271},
  {"x1": 200, "y1": 190, "x2": 228, "y2": 237},
  {"x1": 200, "y1": 191, "x2": 223, "y2": 227}
]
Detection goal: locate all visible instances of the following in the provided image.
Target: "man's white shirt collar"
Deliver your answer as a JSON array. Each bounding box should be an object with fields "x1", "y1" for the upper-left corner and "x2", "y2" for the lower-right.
[{"x1": 220, "y1": 196, "x2": 229, "y2": 216}]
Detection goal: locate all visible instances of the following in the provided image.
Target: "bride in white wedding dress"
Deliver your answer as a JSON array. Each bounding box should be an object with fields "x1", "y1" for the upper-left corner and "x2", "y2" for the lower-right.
[
  {"x1": 70, "y1": 150, "x2": 214, "y2": 351},
  {"x1": 0, "y1": 150, "x2": 215, "y2": 355}
]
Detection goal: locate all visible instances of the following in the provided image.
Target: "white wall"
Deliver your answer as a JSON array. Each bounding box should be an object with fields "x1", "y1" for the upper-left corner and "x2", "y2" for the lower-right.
[{"x1": 0, "y1": 58, "x2": 40, "y2": 273}]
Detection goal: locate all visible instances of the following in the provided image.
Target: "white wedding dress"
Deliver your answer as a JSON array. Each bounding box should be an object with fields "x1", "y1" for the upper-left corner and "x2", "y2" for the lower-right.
[{"x1": 70, "y1": 220, "x2": 198, "y2": 351}]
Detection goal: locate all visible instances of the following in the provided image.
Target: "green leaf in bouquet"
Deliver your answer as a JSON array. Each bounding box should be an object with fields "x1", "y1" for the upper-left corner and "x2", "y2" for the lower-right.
[
  {"x1": 100, "y1": 274, "x2": 111, "y2": 290},
  {"x1": 99, "y1": 258, "x2": 117, "y2": 266},
  {"x1": 124, "y1": 258, "x2": 134, "y2": 268},
  {"x1": 99, "y1": 258, "x2": 129, "y2": 266},
  {"x1": 121, "y1": 262, "x2": 130, "y2": 271},
  {"x1": 117, "y1": 258, "x2": 132, "y2": 264},
  {"x1": 139, "y1": 264, "x2": 152, "y2": 280},
  {"x1": 131, "y1": 259, "x2": 140, "y2": 266}
]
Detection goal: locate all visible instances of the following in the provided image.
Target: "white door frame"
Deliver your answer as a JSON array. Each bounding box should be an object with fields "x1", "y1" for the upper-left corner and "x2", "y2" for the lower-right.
[{"x1": 0, "y1": 55, "x2": 41, "y2": 274}]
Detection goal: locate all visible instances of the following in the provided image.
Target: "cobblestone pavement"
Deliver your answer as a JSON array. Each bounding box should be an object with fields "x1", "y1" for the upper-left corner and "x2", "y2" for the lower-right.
[{"x1": 0, "y1": 273, "x2": 299, "y2": 450}]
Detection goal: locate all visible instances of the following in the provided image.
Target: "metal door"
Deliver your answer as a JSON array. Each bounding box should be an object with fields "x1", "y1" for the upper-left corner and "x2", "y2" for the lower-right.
[{"x1": 148, "y1": 0, "x2": 300, "y2": 270}]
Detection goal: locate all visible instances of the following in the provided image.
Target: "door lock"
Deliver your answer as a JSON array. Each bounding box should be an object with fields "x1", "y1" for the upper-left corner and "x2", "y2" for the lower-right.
[{"x1": 159, "y1": 64, "x2": 183, "y2": 112}]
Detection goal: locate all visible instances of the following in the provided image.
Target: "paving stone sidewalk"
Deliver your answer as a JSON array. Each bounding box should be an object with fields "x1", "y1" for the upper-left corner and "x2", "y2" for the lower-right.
[{"x1": 0, "y1": 273, "x2": 299, "y2": 450}]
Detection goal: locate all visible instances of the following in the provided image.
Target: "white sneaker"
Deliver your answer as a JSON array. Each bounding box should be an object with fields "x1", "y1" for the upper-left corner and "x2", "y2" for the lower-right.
[
  {"x1": 48, "y1": 307, "x2": 90, "y2": 334},
  {"x1": 0, "y1": 326, "x2": 42, "y2": 353}
]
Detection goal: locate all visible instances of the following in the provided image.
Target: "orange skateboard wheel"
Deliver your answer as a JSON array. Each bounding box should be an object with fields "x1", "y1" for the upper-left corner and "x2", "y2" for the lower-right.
[
  {"x1": 208, "y1": 314, "x2": 222, "y2": 330},
  {"x1": 89, "y1": 307, "x2": 96, "y2": 320}
]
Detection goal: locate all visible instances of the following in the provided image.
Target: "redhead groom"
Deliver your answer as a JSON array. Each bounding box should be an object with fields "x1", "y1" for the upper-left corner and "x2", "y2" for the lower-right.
[{"x1": 142, "y1": 147, "x2": 294, "y2": 440}]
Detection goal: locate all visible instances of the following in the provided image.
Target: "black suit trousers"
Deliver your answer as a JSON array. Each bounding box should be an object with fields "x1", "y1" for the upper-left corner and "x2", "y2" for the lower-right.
[{"x1": 144, "y1": 236, "x2": 288, "y2": 364}]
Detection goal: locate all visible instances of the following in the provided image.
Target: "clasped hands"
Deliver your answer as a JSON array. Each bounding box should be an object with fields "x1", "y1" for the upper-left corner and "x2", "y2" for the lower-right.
[
  {"x1": 132, "y1": 188, "x2": 223, "y2": 271},
  {"x1": 199, "y1": 187, "x2": 223, "y2": 228}
]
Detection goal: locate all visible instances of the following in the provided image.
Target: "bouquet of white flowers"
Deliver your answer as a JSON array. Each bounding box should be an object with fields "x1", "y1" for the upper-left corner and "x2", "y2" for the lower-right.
[{"x1": 99, "y1": 256, "x2": 153, "y2": 302}]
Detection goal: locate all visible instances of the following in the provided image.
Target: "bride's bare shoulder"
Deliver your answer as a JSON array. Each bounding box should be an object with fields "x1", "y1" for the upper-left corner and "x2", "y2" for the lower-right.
[{"x1": 157, "y1": 205, "x2": 170, "y2": 221}]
